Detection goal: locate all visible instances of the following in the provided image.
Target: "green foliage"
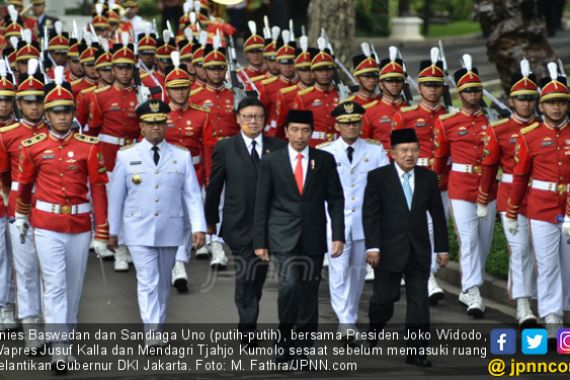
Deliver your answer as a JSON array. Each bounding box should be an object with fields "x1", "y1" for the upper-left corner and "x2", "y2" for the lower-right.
[
  {"x1": 356, "y1": 0, "x2": 390, "y2": 37},
  {"x1": 448, "y1": 215, "x2": 509, "y2": 280},
  {"x1": 412, "y1": 0, "x2": 473, "y2": 21},
  {"x1": 426, "y1": 20, "x2": 481, "y2": 37},
  {"x1": 137, "y1": 0, "x2": 157, "y2": 18}
]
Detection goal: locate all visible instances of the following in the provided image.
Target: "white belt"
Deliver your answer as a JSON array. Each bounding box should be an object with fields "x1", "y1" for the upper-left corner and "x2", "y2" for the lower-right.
[
  {"x1": 417, "y1": 158, "x2": 430, "y2": 167},
  {"x1": 311, "y1": 131, "x2": 337, "y2": 140},
  {"x1": 451, "y1": 163, "x2": 482, "y2": 174},
  {"x1": 98, "y1": 133, "x2": 133, "y2": 146},
  {"x1": 35, "y1": 200, "x2": 91, "y2": 215},
  {"x1": 501, "y1": 173, "x2": 513, "y2": 184},
  {"x1": 10, "y1": 182, "x2": 18, "y2": 191},
  {"x1": 530, "y1": 179, "x2": 569, "y2": 194},
  {"x1": 192, "y1": 156, "x2": 201, "y2": 165}
]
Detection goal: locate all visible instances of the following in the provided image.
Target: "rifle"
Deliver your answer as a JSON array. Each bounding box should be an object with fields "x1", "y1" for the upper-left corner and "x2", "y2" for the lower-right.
[
  {"x1": 396, "y1": 48, "x2": 416, "y2": 104},
  {"x1": 228, "y1": 36, "x2": 248, "y2": 110},
  {"x1": 318, "y1": 32, "x2": 354, "y2": 100}
]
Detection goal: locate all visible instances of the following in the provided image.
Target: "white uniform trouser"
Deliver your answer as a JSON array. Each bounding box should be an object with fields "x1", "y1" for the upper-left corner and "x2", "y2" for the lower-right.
[
  {"x1": 34, "y1": 228, "x2": 91, "y2": 340},
  {"x1": 429, "y1": 191, "x2": 450, "y2": 273},
  {"x1": 500, "y1": 212, "x2": 536, "y2": 300},
  {"x1": 0, "y1": 218, "x2": 15, "y2": 307},
  {"x1": 450, "y1": 199, "x2": 496, "y2": 292},
  {"x1": 529, "y1": 220, "x2": 570, "y2": 317},
  {"x1": 327, "y1": 237, "x2": 366, "y2": 325},
  {"x1": 129, "y1": 246, "x2": 177, "y2": 332},
  {"x1": 9, "y1": 223, "x2": 41, "y2": 319}
]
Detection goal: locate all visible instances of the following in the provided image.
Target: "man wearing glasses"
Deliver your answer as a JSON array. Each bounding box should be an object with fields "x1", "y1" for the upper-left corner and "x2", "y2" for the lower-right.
[
  {"x1": 191, "y1": 41, "x2": 239, "y2": 270},
  {"x1": 205, "y1": 97, "x2": 285, "y2": 348}
]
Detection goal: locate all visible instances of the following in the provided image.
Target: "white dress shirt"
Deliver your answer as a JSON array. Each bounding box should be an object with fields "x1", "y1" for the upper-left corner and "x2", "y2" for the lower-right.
[
  {"x1": 140, "y1": 138, "x2": 167, "y2": 165},
  {"x1": 241, "y1": 132, "x2": 263, "y2": 157},
  {"x1": 288, "y1": 144, "x2": 309, "y2": 186},
  {"x1": 394, "y1": 163, "x2": 415, "y2": 193}
]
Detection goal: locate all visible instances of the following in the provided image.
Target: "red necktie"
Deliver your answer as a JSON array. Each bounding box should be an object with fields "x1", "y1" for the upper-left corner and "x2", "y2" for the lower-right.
[{"x1": 295, "y1": 153, "x2": 304, "y2": 195}]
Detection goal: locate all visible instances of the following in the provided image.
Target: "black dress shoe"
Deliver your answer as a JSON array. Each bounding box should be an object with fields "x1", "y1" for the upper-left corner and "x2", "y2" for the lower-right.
[
  {"x1": 405, "y1": 356, "x2": 432, "y2": 368},
  {"x1": 173, "y1": 278, "x2": 188, "y2": 293}
]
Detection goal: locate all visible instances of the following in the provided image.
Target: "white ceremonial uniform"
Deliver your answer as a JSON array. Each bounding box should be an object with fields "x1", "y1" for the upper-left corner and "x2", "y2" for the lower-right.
[
  {"x1": 108, "y1": 139, "x2": 207, "y2": 331},
  {"x1": 0, "y1": 218, "x2": 16, "y2": 324},
  {"x1": 319, "y1": 138, "x2": 389, "y2": 328}
]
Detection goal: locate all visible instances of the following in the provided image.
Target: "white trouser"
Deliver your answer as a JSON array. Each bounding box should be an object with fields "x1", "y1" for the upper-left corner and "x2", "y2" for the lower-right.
[
  {"x1": 9, "y1": 223, "x2": 41, "y2": 319},
  {"x1": 428, "y1": 191, "x2": 451, "y2": 273},
  {"x1": 175, "y1": 227, "x2": 192, "y2": 263},
  {"x1": 0, "y1": 218, "x2": 15, "y2": 307},
  {"x1": 327, "y1": 238, "x2": 366, "y2": 325},
  {"x1": 500, "y1": 212, "x2": 536, "y2": 300},
  {"x1": 450, "y1": 199, "x2": 496, "y2": 291},
  {"x1": 34, "y1": 228, "x2": 91, "y2": 339},
  {"x1": 529, "y1": 220, "x2": 570, "y2": 317},
  {"x1": 129, "y1": 246, "x2": 177, "y2": 332}
]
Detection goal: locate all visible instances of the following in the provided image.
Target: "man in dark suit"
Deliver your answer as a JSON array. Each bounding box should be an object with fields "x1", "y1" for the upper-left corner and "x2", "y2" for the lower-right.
[
  {"x1": 363, "y1": 128, "x2": 449, "y2": 367},
  {"x1": 253, "y1": 110, "x2": 345, "y2": 361},
  {"x1": 32, "y1": 0, "x2": 59, "y2": 40},
  {"x1": 205, "y1": 97, "x2": 286, "y2": 345}
]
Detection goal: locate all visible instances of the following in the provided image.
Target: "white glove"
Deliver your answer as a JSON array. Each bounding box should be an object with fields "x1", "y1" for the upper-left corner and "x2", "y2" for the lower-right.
[
  {"x1": 91, "y1": 239, "x2": 108, "y2": 257},
  {"x1": 14, "y1": 212, "x2": 29, "y2": 242},
  {"x1": 504, "y1": 217, "x2": 518, "y2": 236},
  {"x1": 562, "y1": 217, "x2": 570, "y2": 238},
  {"x1": 476, "y1": 203, "x2": 488, "y2": 218}
]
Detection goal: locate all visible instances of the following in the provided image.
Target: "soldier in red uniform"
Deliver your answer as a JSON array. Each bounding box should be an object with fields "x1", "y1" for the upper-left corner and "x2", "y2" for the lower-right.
[
  {"x1": 70, "y1": 35, "x2": 99, "y2": 100},
  {"x1": 190, "y1": 31, "x2": 208, "y2": 91},
  {"x1": 91, "y1": 2, "x2": 111, "y2": 40},
  {"x1": 177, "y1": 30, "x2": 196, "y2": 84},
  {"x1": 2, "y1": 38, "x2": 18, "y2": 74},
  {"x1": 432, "y1": 56, "x2": 494, "y2": 318},
  {"x1": 88, "y1": 35, "x2": 140, "y2": 272},
  {"x1": 44, "y1": 22, "x2": 70, "y2": 81},
  {"x1": 477, "y1": 60, "x2": 539, "y2": 327},
  {"x1": 15, "y1": 30, "x2": 40, "y2": 77},
  {"x1": 361, "y1": 47, "x2": 408, "y2": 151},
  {"x1": 291, "y1": 37, "x2": 339, "y2": 147},
  {"x1": 191, "y1": 37, "x2": 236, "y2": 269},
  {"x1": 392, "y1": 49, "x2": 448, "y2": 301},
  {"x1": 260, "y1": 31, "x2": 297, "y2": 138},
  {"x1": 0, "y1": 59, "x2": 46, "y2": 350},
  {"x1": 165, "y1": 51, "x2": 212, "y2": 291},
  {"x1": 15, "y1": 67, "x2": 108, "y2": 371},
  {"x1": 7, "y1": 1, "x2": 37, "y2": 40},
  {"x1": 344, "y1": 44, "x2": 380, "y2": 106},
  {"x1": 141, "y1": 31, "x2": 175, "y2": 101},
  {"x1": 0, "y1": 61, "x2": 16, "y2": 332},
  {"x1": 508, "y1": 64, "x2": 570, "y2": 341},
  {"x1": 136, "y1": 28, "x2": 158, "y2": 73},
  {"x1": 76, "y1": 41, "x2": 114, "y2": 129},
  {"x1": 273, "y1": 40, "x2": 316, "y2": 131},
  {"x1": 65, "y1": 37, "x2": 84, "y2": 82},
  {"x1": 238, "y1": 21, "x2": 266, "y2": 86},
  {"x1": 261, "y1": 27, "x2": 280, "y2": 80}
]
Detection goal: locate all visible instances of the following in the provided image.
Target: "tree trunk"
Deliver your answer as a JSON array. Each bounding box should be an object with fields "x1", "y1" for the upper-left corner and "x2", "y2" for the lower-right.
[
  {"x1": 307, "y1": 0, "x2": 355, "y2": 75},
  {"x1": 473, "y1": 0, "x2": 556, "y2": 94}
]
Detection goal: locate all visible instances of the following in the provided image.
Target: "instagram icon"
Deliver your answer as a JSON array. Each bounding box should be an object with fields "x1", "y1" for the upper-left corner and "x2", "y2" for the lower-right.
[{"x1": 557, "y1": 329, "x2": 570, "y2": 354}]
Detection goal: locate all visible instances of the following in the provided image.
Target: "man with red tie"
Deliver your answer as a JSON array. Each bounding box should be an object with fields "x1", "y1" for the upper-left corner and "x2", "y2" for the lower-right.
[
  {"x1": 432, "y1": 56, "x2": 494, "y2": 319},
  {"x1": 392, "y1": 48, "x2": 448, "y2": 303},
  {"x1": 291, "y1": 38, "x2": 339, "y2": 147},
  {"x1": 508, "y1": 63, "x2": 570, "y2": 342},
  {"x1": 477, "y1": 59, "x2": 539, "y2": 327}
]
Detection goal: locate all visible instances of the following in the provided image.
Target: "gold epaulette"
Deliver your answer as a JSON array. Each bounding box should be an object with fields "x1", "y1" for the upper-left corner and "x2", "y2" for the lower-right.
[
  {"x1": 120, "y1": 143, "x2": 136, "y2": 150},
  {"x1": 365, "y1": 138, "x2": 380, "y2": 145},
  {"x1": 298, "y1": 86, "x2": 314, "y2": 96},
  {"x1": 341, "y1": 95, "x2": 356, "y2": 103},
  {"x1": 363, "y1": 100, "x2": 378, "y2": 110},
  {"x1": 0, "y1": 122, "x2": 20, "y2": 133},
  {"x1": 140, "y1": 72, "x2": 149, "y2": 79},
  {"x1": 71, "y1": 78, "x2": 83, "y2": 86},
  {"x1": 521, "y1": 122, "x2": 540, "y2": 135},
  {"x1": 280, "y1": 84, "x2": 298, "y2": 95},
  {"x1": 261, "y1": 76, "x2": 278, "y2": 86},
  {"x1": 490, "y1": 118, "x2": 509, "y2": 128},
  {"x1": 190, "y1": 104, "x2": 210, "y2": 112},
  {"x1": 251, "y1": 74, "x2": 266, "y2": 82},
  {"x1": 94, "y1": 85, "x2": 110, "y2": 94},
  {"x1": 21, "y1": 133, "x2": 46, "y2": 147},
  {"x1": 80, "y1": 86, "x2": 98, "y2": 95},
  {"x1": 439, "y1": 111, "x2": 458, "y2": 121},
  {"x1": 316, "y1": 141, "x2": 333, "y2": 149},
  {"x1": 400, "y1": 104, "x2": 419, "y2": 113},
  {"x1": 190, "y1": 87, "x2": 204, "y2": 96},
  {"x1": 74, "y1": 134, "x2": 98, "y2": 144}
]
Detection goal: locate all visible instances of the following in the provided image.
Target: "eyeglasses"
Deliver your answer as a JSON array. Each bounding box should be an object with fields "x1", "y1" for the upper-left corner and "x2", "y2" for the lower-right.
[{"x1": 240, "y1": 114, "x2": 264, "y2": 122}]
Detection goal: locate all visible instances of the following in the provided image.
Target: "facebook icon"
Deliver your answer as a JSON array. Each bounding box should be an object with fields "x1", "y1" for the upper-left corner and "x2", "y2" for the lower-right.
[{"x1": 491, "y1": 328, "x2": 516, "y2": 355}]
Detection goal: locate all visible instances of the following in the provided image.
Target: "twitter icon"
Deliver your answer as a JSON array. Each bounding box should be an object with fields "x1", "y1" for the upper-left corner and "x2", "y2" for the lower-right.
[{"x1": 522, "y1": 329, "x2": 548, "y2": 355}]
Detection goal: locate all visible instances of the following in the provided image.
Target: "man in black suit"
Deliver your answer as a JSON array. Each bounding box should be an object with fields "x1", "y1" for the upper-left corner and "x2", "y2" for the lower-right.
[
  {"x1": 32, "y1": 0, "x2": 59, "y2": 40},
  {"x1": 205, "y1": 97, "x2": 286, "y2": 344},
  {"x1": 253, "y1": 110, "x2": 345, "y2": 361},
  {"x1": 362, "y1": 128, "x2": 449, "y2": 367}
]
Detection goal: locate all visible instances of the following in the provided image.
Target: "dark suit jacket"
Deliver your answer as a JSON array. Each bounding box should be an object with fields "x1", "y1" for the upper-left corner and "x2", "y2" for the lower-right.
[
  {"x1": 363, "y1": 163, "x2": 449, "y2": 272},
  {"x1": 253, "y1": 147, "x2": 345, "y2": 255},
  {"x1": 38, "y1": 14, "x2": 59, "y2": 39},
  {"x1": 205, "y1": 134, "x2": 286, "y2": 248}
]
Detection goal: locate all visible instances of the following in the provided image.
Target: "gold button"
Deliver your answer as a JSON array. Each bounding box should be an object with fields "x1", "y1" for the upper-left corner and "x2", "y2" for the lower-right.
[
  {"x1": 155, "y1": 199, "x2": 159, "y2": 203},
  {"x1": 155, "y1": 184, "x2": 159, "y2": 189},
  {"x1": 352, "y1": 196, "x2": 355, "y2": 201},
  {"x1": 155, "y1": 170, "x2": 159, "y2": 174},
  {"x1": 352, "y1": 209, "x2": 355, "y2": 213},
  {"x1": 154, "y1": 212, "x2": 159, "y2": 216},
  {"x1": 59, "y1": 173, "x2": 64, "y2": 176}
]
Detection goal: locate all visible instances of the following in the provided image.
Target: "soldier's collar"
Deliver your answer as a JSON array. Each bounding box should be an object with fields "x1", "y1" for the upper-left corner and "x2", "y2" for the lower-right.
[
  {"x1": 381, "y1": 96, "x2": 401, "y2": 106},
  {"x1": 21, "y1": 119, "x2": 45, "y2": 129},
  {"x1": 48, "y1": 129, "x2": 72, "y2": 142},
  {"x1": 512, "y1": 113, "x2": 535, "y2": 125},
  {"x1": 314, "y1": 83, "x2": 334, "y2": 92},
  {"x1": 206, "y1": 83, "x2": 225, "y2": 92},
  {"x1": 460, "y1": 107, "x2": 483, "y2": 117},
  {"x1": 544, "y1": 118, "x2": 568, "y2": 130},
  {"x1": 419, "y1": 101, "x2": 441, "y2": 113}
]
